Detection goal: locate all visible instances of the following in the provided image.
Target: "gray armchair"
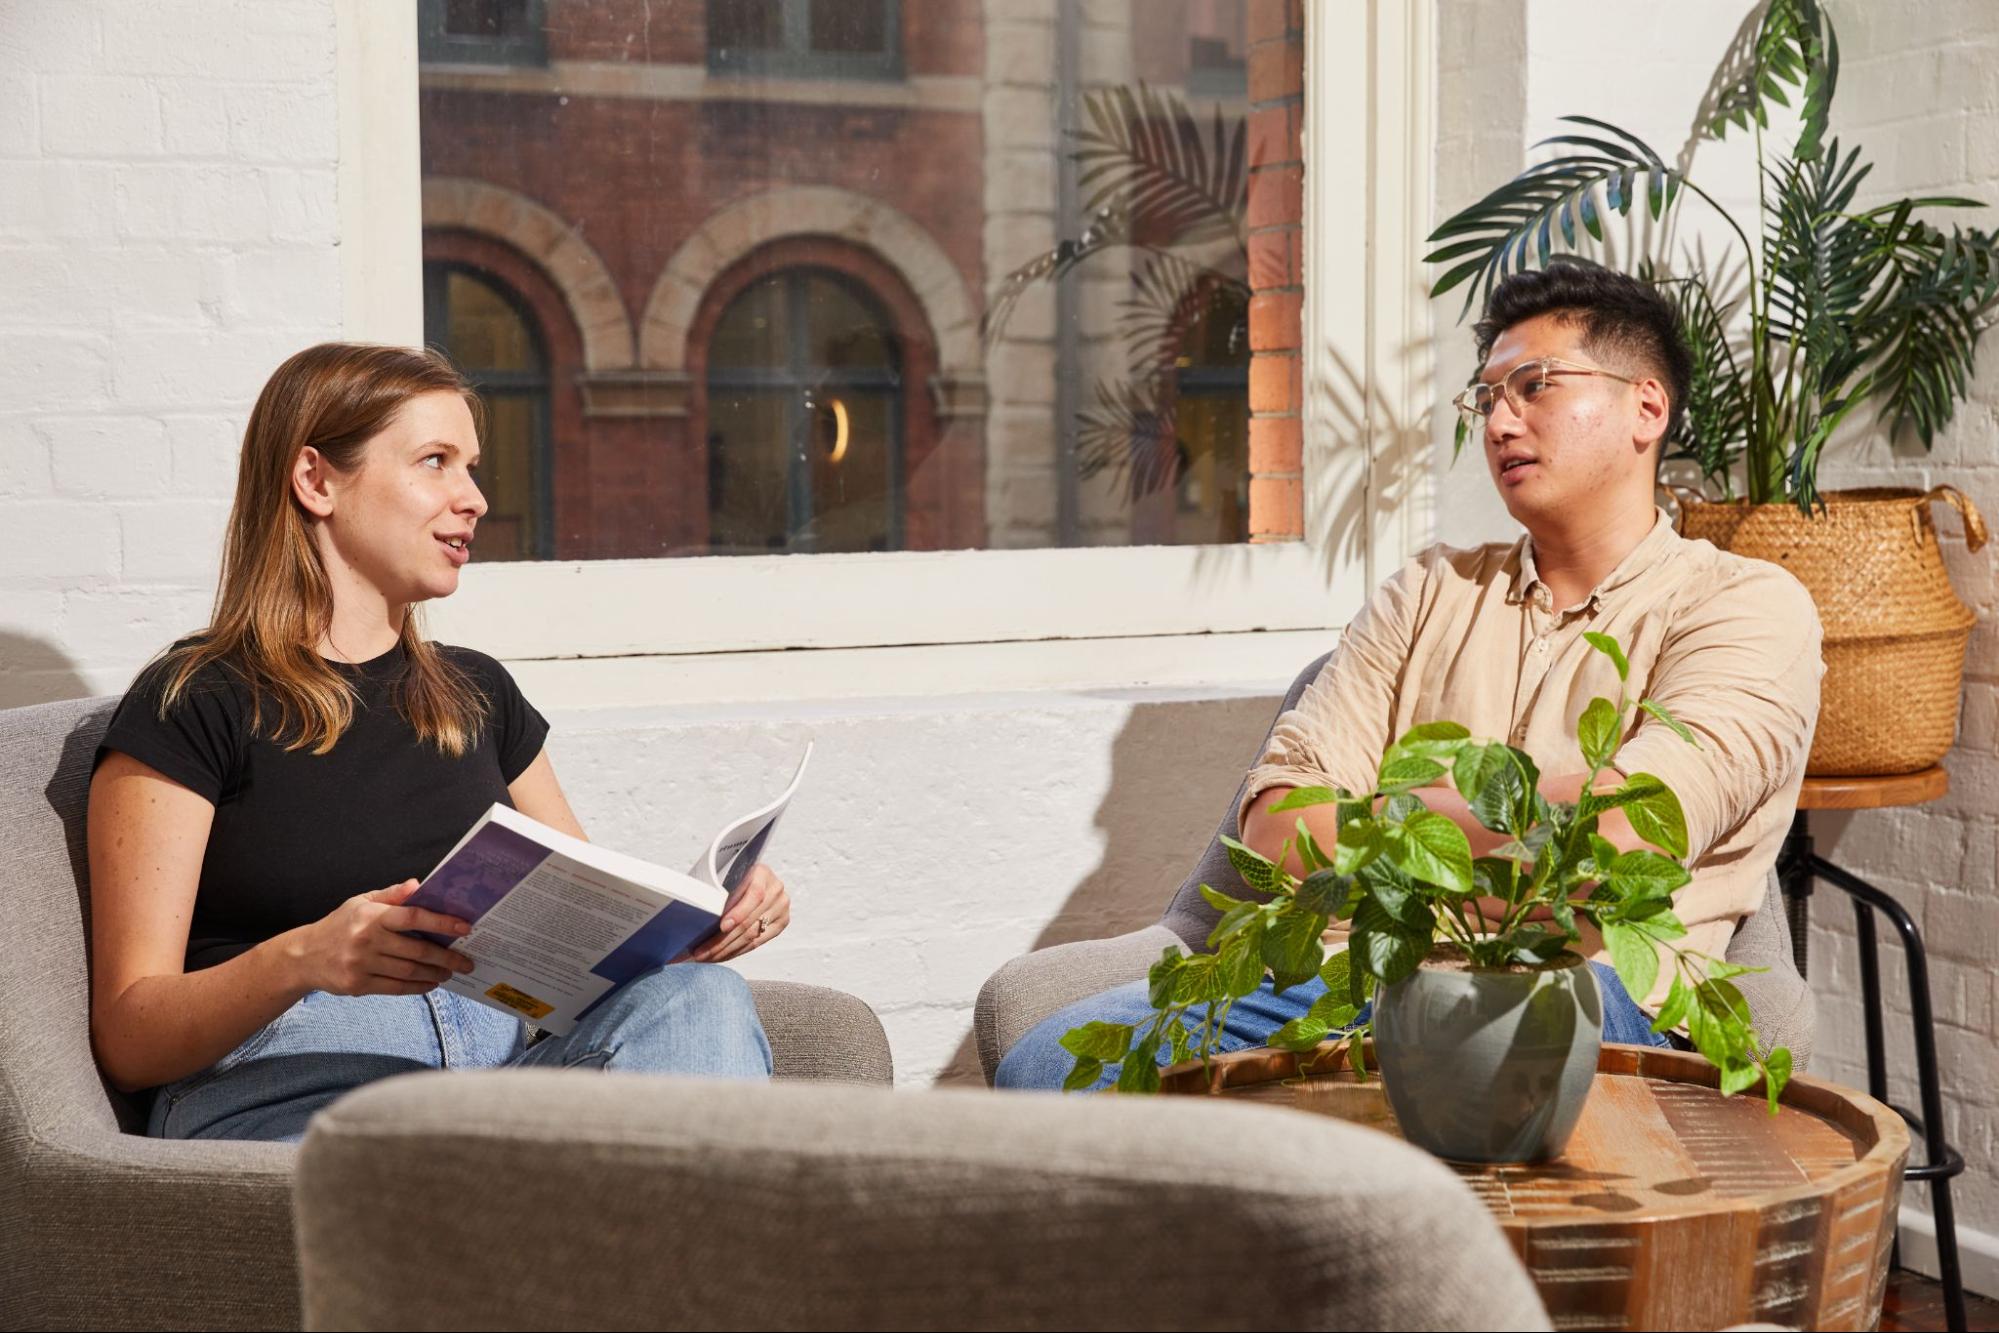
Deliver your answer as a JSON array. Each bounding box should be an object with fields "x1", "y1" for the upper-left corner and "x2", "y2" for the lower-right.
[
  {"x1": 0, "y1": 695, "x2": 894, "y2": 1332},
  {"x1": 294, "y1": 1068, "x2": 1554, "y2": 1331},
  {"x1": 975, "y1": 653, "x2": 1816, "y2": 1082}
]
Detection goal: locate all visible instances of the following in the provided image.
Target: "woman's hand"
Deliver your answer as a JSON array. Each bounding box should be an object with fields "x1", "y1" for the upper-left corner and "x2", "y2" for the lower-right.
[
  {"x1": 687, "y1": 863, "x2": 791, "y2": 963},
  {"x1": 286, "y1": 879, "x2": 477, "y2": 996}
]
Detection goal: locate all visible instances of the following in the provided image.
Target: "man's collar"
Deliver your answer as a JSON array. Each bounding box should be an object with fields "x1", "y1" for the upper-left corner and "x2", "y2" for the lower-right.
[{"x1": 1506, "y1": 506, "x2": 1678, "y2": 609}]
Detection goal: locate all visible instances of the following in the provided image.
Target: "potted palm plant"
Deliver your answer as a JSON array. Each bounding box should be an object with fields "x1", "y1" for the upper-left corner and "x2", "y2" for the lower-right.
[
  {"x1": 1425, "y1": 0, "x2": 1995, "y2": 775},
  {"x1": 1060, "y1": 635, "x2": 1792, "y2": 1165}
]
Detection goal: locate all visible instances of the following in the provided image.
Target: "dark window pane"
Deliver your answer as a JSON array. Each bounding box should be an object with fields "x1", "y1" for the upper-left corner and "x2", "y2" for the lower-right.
[
  {"x1": 707, "y1": 389, "x2": 794, "y2": 552},
  {"x1": 477, "y1": 392, "x2": 544, "y2": 561},
  {"x1": 708, "y1": 0, "x2": 784, "y2": 52},
  {"x1": 707, "y1": 269, "x2": 901, "y2": 553},
  {"x1": 810, "y1": 0, "x2": 887, "y2": 55},
  {"x1": 801, "y1": 272, "x2": 896, "y2": 371},
  {"x1": 443, "y1": 0, "x2": 532, "y2": 39},
  {"x1": 446, "y1": 270, "x2": 539, "y2": 372},
  {"x1": 709, "y1": 276, "x2": 791, "y2": 372}
]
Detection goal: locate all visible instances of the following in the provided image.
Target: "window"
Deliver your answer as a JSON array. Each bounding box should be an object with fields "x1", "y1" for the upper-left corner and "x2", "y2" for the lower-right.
[
  {"x1": 706, "y1": 0, "x2": 903, "y2": 82},
  {"x1": 423, "y1": 263, "x2": 554, "y2": 561},
  {"x1": 706, "y1": 269, "x2": 904, "y2": 554},
  {"x1": 418, "y1": 0, "x2": 548, "y2": 67},
  {"x1": 348, "y1": 1, "x2": 1437, "y2": 670}
]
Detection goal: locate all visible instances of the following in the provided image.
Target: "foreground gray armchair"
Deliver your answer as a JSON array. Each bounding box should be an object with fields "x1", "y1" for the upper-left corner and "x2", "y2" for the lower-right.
[
  {"x1": 295, "y1": 1068, "x2": 1553, "y2": 1331},
  {"x1": 975, "y1": 653, "x2": 1815, "y2": 1082},
  {"x1": 1, "y1": 695, "x2": 894, "y2": 1332}
]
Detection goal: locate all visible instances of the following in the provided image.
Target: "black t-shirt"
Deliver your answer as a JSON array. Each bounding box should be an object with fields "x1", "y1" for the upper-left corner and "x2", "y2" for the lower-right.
[{"x1": 94, "y1": 642, "x2": 549, "y2": 971}]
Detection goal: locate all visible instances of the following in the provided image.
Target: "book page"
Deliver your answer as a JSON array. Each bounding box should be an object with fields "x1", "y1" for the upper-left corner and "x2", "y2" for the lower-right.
[{"x1": 695, "y1": 743, "x2": 814, "y2": 890}]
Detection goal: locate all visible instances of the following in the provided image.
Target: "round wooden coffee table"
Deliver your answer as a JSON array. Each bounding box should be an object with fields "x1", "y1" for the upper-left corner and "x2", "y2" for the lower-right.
[{"x1": 1161, "y1": 1041, "x2": 1910, "y2": 1331}]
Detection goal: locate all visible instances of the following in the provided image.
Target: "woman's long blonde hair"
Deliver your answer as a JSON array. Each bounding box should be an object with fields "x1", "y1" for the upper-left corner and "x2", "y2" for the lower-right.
[{"x1": 156, "y1": 342, "x2": 490, "y2": 755}]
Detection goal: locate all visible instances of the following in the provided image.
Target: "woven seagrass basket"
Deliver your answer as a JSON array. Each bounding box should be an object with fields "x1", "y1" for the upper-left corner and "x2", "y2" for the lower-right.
[{"x1": 1675, "y1": 486, "x2": 1989, "y2": 776}]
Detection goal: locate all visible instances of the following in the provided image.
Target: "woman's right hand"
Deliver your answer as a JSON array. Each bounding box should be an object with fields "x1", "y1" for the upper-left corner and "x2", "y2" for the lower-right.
[{"x1": 287, "y1": 879, "x2": 477, "y2": 997}]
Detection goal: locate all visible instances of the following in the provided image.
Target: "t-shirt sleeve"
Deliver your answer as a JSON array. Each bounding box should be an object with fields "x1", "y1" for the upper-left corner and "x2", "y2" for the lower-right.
[
  {"x1": 456, "y1": 649, "x2": 549, "y2": 784},
  {"x1": 94, "y1": 656, "x2": 245, "y2": 804}
]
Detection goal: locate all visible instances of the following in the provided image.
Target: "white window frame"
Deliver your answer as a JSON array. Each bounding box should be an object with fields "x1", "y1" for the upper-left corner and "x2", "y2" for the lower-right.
[{"x1": 334, "y1": 1, "x2": 1435, "y2": 690}]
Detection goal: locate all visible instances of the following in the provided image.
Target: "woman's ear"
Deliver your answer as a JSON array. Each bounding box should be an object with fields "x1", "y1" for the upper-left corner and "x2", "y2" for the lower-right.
[{"x1": 292, "y1": 446, "x2": 336, "y2": 519}]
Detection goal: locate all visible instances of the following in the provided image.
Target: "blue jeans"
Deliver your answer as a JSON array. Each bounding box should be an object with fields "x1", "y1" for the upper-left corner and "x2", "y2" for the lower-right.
[
  {"x1": 994, "y1": 958, "x2": 1672, "y2": 1091},
  {"x1": 148, "y1": 963, "x2": 772, "y2": 1142}
]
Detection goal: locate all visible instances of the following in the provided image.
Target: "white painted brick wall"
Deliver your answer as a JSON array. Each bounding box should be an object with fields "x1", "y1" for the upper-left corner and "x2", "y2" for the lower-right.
[
  {"x1": 1435, "y1": 0, "x2": 1999, "y2": 1291},
  {"x1": 1805, "y1": 2, "x2": 1999, "y2": 1290},
  {"x1": 0, "y1": 0, "x2": 340, "y2": 709},
  {"x1": 544, "y1": 690, "x2": 1279, "y2": 1085}
]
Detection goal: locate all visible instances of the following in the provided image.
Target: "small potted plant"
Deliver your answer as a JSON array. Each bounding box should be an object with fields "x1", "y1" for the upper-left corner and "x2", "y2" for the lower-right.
[
  {"x1": 1423, "y1": 0, "x2": 1994, "y2": 776},
  {"x1": 1059, "y1": 635, "x2": 1792, "y2": 1164}
]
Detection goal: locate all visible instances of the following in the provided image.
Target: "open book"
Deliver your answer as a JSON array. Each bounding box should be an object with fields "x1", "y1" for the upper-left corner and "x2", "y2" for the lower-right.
[{"x1": 404, "y1": 744, "x2": 812, "y2": 1034}]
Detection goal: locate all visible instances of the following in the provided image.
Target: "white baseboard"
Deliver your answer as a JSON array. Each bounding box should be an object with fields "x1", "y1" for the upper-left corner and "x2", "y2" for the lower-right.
[{"x1": 1898, "y1": 1205, "x2": 1999, "y2": 1299}]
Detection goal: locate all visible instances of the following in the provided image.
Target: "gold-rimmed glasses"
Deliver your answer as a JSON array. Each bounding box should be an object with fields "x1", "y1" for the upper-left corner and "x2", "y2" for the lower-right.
[{"x1": 1452, "y1": 357, "x2": 1639, "y2": 429}]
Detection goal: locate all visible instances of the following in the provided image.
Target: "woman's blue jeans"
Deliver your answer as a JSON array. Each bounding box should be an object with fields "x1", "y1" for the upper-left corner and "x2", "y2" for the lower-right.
[
  {"x1": 994, "y1": 958, "x2": 1673, "y2": 1091},
  {"x1": 148, "y1": 962, "x2": 772, "y2": 1142}
]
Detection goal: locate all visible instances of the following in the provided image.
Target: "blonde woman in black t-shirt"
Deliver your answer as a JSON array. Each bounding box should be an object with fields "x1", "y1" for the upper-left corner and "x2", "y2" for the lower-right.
[{"x1": 89, "y1": 343, "x2": 786, "y2": 1142}]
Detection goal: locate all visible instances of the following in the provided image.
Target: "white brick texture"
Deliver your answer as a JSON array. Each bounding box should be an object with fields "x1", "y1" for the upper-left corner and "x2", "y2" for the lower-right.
[{"x1": 0, "y1": 0, "x2": 339, "y2": 709}]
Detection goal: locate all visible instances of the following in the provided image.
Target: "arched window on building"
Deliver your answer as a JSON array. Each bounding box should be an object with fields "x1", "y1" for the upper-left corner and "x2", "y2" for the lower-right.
[
  {"x1": 705, "y1": 269, "x2": 904, "y2": 555},
  {"x1": 422, "y1": 262, "x2": 554, "y2": 561}
]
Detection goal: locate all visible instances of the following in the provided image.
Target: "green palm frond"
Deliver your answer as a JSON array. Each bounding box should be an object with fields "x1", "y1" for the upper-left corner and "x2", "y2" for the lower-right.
[
  {"x1": 1858, "y1": 218, "x2": 1999, "y2": 448},
  {"x1": 1426, "y1": 117, "x2": 1681, "y2": 319},
  {"x1": 1762, "y1": 141, "x2": 1879, "y2": 350},
  {"x1": 1074, "y1": 83, "x2": 1247, "y2": 247},
  {"x1": 1659, "y1": 272, "x2": 1750, "y2": 493},
  {"x1": 1704, "y1": 0, "x2": 1838, "y2": 160}
]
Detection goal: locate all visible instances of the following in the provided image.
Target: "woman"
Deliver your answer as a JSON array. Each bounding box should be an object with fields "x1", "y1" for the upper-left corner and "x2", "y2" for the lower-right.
[{"x1": 88, "y1": 343, "x2": 789, "y2": 1143}]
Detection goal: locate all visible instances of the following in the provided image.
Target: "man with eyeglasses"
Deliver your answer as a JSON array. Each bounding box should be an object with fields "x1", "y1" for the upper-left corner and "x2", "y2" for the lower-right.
[{"x1": 995, "y1": 257, "x2": 1823, "y2": 1090}]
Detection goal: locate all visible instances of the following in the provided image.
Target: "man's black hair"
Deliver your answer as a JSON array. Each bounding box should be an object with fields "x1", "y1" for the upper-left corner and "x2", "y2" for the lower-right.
[{"x1": 1471, "y1": 258, "x2": 1693, "y2": 448}]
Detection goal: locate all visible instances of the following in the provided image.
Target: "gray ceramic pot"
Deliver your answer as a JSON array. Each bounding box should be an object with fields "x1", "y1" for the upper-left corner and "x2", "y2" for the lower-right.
[{"x1": 1371, "y1": 951, "x2": 1602, "y2": 1163}]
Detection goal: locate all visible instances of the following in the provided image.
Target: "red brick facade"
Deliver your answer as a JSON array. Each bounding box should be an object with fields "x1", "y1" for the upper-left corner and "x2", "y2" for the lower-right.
[
  {"x1": 1245, "y1": 0, "x2": 1305, "y2": 542},
  {"x1": 419, "y1": 0, "x2": 1306, "y2": 558}
]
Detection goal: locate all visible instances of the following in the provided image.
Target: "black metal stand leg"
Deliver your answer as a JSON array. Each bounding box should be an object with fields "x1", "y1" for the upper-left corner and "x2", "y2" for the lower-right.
[
  {"x1": 1809, "y1": 854, "x2": 1969, "y2": 1333},
  {"x1": 1854, "y1": 899, "x2": 1899, "y2": 1269},
  {"x1": 1777, "y1": 810, "x2": 1814, "y2": 978}
]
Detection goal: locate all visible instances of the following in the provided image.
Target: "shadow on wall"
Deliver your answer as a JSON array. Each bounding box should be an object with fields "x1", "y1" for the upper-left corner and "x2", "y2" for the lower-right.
[
  {"x1": 0, "y1": 633, "x2": 92, "y2": 711},
  {"x1": 930, "y1": 690, "x2": 1284, "y2": 1085}
]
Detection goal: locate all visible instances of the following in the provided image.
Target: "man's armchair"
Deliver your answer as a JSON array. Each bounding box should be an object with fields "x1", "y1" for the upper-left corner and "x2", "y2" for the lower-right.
[
  {"x1": 975, "y1": 654, "x2": 1817, "y2": 1082},
  {"x1": 0, "y1": 695, "x2": 894, "y2": 1331}
]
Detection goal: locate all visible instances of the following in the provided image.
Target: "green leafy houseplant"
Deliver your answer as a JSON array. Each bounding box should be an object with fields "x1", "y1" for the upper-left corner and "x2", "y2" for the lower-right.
[
  {"x1": 1060, "y1": 634, "x2": 1794, "y2": 1111},
  {"x1": 1425, "y1": 0, "x2": 1999, "y2": 512}
]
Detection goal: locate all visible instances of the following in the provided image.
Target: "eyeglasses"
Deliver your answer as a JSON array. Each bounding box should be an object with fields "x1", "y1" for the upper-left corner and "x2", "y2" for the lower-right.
[{"x1": 1451, "y1": 357, "x2": 1639, "y2": 428}]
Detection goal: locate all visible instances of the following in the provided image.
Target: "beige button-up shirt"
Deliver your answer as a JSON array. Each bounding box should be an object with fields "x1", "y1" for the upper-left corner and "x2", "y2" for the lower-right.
[{"x1": 1240, "y1": 509, "x2": 1824, "y2": 1010}]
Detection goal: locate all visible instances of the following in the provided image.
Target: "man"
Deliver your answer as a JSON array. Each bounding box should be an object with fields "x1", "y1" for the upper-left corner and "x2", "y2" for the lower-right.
[{"x1": 995, "y1": 259, "x2": 1823, "y2": 1090}]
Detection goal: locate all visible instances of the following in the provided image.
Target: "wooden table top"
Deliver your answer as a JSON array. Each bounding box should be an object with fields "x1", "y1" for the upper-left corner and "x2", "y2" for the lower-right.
[
  {"x1": 1798, "y1": 765, "x2": 1948, "y2": 810},
  {"x1": 1161, "y1": 1042, "x2": 1912, "y2": 1330}
]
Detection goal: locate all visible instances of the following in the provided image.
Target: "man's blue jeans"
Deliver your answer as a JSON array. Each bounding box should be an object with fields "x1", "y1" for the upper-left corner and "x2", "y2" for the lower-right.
[
  {"x1": 147, "y1": 963, "x2": 772, "y2": 1142},
  {"x1": 994, "y1": 958, "x2": 1671, "y2": 1091}
]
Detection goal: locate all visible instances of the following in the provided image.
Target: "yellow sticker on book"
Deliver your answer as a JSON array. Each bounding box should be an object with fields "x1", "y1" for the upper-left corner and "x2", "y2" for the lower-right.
[{"x1": 484, "y1": 982, "x2": 554, "y2": 1021}]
